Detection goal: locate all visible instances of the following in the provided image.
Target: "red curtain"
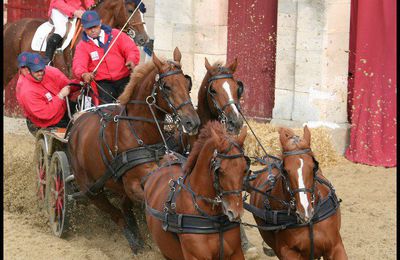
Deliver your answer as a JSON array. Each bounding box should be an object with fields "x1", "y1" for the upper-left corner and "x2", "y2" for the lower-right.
[{"x1": 345, "y1": 0, "x2": 397, "y2": 167}]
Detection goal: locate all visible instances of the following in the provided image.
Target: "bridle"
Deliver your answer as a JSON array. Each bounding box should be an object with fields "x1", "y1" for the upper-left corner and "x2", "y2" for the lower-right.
[
  {"x1": 281, "y1": 146, "x2": 320, "y2": 211},
  {"x1": 210, "y1": 141, "x2": 249, "y2": 200},
  {"x1": 180, "y1": 140, "x2": 249, "y2": 216},
  {"x1": 206, "y1": 66, "x2": 243, "y2": 123},
  {"x1": 152, "y1": 62, "x2": 194, "y2": 119},
  {"x1": 89, "y1": 0, "x2": 146, "y2": 41}
]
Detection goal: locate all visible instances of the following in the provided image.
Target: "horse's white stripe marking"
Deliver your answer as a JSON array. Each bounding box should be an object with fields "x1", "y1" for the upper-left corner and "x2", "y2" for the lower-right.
[
  {"x1": 297, "y1": 158, "x2": 310, "y2": 218},
  {"x1": 222, "y1": 81, "x2": 239, "y2": 117}
]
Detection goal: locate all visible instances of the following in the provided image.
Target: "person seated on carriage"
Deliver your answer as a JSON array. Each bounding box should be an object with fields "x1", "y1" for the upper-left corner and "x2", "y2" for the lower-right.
[
  {"x1": 72, "y1": 10, "x2": 140, "y2": 104},
  {"x1": 45, "y1": 0, "x2": 95, "y2": 63},
  {"x1": 16, "y1": 53, "x2": 78, "y2": 135}
]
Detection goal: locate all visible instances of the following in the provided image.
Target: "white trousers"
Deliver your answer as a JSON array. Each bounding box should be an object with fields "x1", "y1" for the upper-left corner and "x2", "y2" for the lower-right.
[{"x1": 51, "y1": 8, "x2": 69, "y2": 37}]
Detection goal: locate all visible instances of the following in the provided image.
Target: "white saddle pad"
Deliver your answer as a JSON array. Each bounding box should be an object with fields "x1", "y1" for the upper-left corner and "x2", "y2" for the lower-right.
[{"x1": 31, "y1": 18, "x2": 78, "y2": 52}]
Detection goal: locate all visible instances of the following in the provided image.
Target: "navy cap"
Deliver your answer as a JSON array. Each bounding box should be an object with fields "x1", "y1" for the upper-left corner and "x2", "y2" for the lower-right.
[
  {"x1": 81, "y1": 10, "x2": 101, "y2": 29},
  {"x1": 17, "y1": 52, "x2": 31, "y2": 68},
  {"x1": 26, "y1": 53, "x2": 46, "y2": 72}
]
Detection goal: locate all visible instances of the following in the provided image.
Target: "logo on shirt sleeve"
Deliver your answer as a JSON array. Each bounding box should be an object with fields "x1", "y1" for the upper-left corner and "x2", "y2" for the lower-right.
[
  {"x1": 90, "y1": 51, "x2": 100, "y2": 61},
  {"x1": 45, "y1": 92, "x2": 52, "y2": 101}
]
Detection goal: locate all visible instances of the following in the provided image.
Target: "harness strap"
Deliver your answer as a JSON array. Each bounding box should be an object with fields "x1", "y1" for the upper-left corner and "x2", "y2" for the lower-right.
[
  {"x1": 208, "y1": 74, "x2": 233, "y2": 83},
  {"x1": 108, "y1": 144, "x2": 166, "y2": 180},
  {"x1": 243, "y1": 189, "x2": 341, "y2": 230},
  {"x1": 159, "y1": 69, "x2": 182, "y2": 79},
  {"x1": 309, "y1": 221, "x2": 314, "y2": 260},
  {"x1": 115, "y1": 115, "x2": 171, "y2": 124},
  {"x1": 146, "y1": 204, "x2": 239, "y2": 234}
]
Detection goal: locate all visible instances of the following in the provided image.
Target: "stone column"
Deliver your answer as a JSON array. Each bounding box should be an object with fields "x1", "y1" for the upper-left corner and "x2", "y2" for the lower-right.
[
  {"x1": 272, "y1": 0, "x2": 351, "y2": 153},
  {"x1": 152, "y1": 0, "x2": 229, "y2": 106}
]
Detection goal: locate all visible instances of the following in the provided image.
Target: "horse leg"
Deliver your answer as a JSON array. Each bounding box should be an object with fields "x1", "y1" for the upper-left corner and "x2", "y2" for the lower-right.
[
  {"x1": 121, "y1": 197, "x2": 145, "y2": 251},
  {"x1": 278, "y1": 246, "x2": 302, "y2": 260},
  {"x1": 89, "y1": 193, "x2": 142, "y2": 254},
  {"x1": 230, "y1": 248, "x2": 245, "y2": 260},
  {"x1": 324, "y1": 243, "x2": 348, "y2": 260}
]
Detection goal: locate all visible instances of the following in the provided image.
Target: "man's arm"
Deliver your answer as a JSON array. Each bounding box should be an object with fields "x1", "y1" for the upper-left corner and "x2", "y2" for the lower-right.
[
  {"x1": 22, "y1": 91, "x2": 66, "y2": 121},
  {"x1": 72, "y1": 43, "x2": 92, "y2": 81},
  {"x1": 118, "y1": 30, "x2": 141, "y2": 66}
]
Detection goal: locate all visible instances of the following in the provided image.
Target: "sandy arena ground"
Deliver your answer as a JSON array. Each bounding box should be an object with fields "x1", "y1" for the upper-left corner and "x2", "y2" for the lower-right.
[{"x1": 3, "y1": 116, "x2": 396, "y2": 259}]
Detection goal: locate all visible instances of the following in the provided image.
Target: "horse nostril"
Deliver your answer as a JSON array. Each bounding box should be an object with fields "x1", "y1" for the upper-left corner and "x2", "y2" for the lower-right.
[{"x1": 226, "y1": 210, "x2": 235, "y2": 221}]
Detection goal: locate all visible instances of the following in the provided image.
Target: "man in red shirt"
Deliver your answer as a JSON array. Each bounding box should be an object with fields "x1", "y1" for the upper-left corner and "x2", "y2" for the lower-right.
[
  {"x1": 16, "y1": 53, "x2": 74, "y2": 135},
  {"x1": 45, "y1": 0, "x2": 94, "y2": 63},
  {"x1": 72, "y1": 10, "x2": 140, "y2": 104}
]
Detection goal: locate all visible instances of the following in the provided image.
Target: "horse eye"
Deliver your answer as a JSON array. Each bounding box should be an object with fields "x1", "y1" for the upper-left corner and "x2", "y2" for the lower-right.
[
  {"x1": 209, "y1": 87, "x2": 217, "y2": 94},
  {"x1": 128, "y1": 10, "x2": 133, "y2": 14}
]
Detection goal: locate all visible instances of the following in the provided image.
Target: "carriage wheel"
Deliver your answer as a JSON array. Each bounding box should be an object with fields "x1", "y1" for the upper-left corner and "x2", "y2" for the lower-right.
[
  {"x1": 46, "y1": 151, "x2": 73, "y2": 237},
  {"x1": 34, "y1": 139, "x2": 48, "y2": 211}
]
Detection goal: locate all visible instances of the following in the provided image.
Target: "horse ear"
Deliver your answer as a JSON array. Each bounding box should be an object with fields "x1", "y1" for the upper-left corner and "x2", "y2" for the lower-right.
[
  {"x1": 278, "y1": 127, "x2": 291, "y2": 146},
  {"x1": 227, "y1": 57, "x2": 238, "y2": 73},
  {"x1": 237, "y1": 125, "x2": 248, "y2": 146},
  {"x1": 205, "y1": 57, "x2": 212, "y2": 71},
  {"x1": 303, "y1": 125, "x2": 311, "y2": 146},
  {"x1": 152, "y1": 52, "x2": 163, "y2": 71},
  {"x1": 173, "y1": 47, "x2": 182, "y2": 62}
]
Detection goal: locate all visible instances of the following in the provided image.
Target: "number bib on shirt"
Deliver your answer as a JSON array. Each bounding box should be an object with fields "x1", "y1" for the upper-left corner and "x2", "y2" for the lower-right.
[
  {"x1": 90, "y1": 51, "x2": 100, "y2": 61},
  {"x1": 45, "y1": 92, "x2": 52, "y2": 101}
]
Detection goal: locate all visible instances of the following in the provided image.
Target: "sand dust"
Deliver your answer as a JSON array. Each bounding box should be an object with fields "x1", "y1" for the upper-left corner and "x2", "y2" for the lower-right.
[{"x1": 3, "y1": 116, "x2": 396, "y2": 259}]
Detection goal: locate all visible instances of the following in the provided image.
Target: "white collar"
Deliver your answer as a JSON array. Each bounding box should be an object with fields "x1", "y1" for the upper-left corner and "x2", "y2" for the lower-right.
[{"x1": 88, "y1": 29, "x2": 105, "y2": 47}]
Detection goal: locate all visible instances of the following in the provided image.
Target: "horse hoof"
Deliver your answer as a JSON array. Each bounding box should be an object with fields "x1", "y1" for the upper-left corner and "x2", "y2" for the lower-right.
[{"x1": 122, "y1": 228, "x2": 144, "y2": 254}]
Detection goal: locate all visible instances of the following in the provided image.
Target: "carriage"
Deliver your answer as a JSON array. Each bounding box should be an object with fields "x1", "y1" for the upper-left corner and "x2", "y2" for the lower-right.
[{"x1": 33, "y1": 90, "x2": 120, "y2": 237}]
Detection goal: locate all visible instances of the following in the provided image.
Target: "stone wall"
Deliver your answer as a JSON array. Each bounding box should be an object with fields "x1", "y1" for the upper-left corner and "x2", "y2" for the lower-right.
[
  {"x1": 271, "y1": 0, "x2": 351, "y2": 153},
  {"x1": 149, "y1": 0, "x2": 228, "y2": 105}
]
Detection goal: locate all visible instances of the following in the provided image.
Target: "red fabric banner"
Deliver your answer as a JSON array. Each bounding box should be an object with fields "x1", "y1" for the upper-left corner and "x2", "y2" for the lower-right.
[{"x1": 345, "y1": 0, "x2": 397, "y2": 167}]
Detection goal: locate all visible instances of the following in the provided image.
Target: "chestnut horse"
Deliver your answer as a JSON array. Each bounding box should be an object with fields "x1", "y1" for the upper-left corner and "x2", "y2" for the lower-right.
[
  {"x1": 246, "y1": 126, "x2": 347, "y2": 259},
  {"x1": 3, "y1": 0, "x2": 149, "y2": 85},
  {"x1": 67, "y1": 48, "x2": 200, "y2": 254},
  {"x1": 175, "y1": 57, "x2": 244, "y2": 154},
  {"x1": 144, "y1": 121, "x2": 248, "y2": 260},
  {"x1": 197, "y1": 58, "x2": 244, "y2": 135}
]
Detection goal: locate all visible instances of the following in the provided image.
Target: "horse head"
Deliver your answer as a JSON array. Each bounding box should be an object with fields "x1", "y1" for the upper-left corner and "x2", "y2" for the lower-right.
[
  {"x1": 279, "y1": 125, "x2": 319, "y2": 224},
  {"x1": 185, "y1": 122, "x2": 248, "y2": 221},
  {"x1": 201, "y1": 57, "x2": 244, "y2": 134},
  {"x1": 95, "y1": 0, "x2": 149, "y2": 46},
  {"x1": 124, "y1": 0, "x2": 150, "y2": 46},
  {"x1": 152, "y1": 47, "x2": 200, "y2": 135},
  {"x1": 209, "y1": 124, "x2": 248, "y2": 221}
]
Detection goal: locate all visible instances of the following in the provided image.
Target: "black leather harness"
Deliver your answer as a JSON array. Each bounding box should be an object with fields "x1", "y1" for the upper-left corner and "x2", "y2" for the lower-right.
[
  {"x1": 244, "y1": 182, "x2": 341, "y2": 231},
  {"x1": 243, "y1": 147, "x2": 342, "y2": 260},
  {"x1": 80, "y1": 66, "x2": 192, "y2": 197},
  {"x1": 145, "y1": 140, "x2": 247, "y2": 260}
]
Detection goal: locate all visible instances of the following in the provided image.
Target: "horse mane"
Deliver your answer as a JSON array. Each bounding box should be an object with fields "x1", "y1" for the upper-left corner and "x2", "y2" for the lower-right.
[
  {"x1": 184, "y1": 121, "x2": 231, "y2": 174},
  {"x1": 118, "y1": 61, "x2": 156, "y2": 105}
]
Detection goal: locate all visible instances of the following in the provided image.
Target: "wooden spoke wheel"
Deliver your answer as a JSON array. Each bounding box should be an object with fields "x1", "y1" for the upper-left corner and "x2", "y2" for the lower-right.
[
  {"x1": 46, "y1": 151, "x2": 72, "y2": 237},
  {"x1": 34, "y1": 139, "x2": 48, "y2": 211}
]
